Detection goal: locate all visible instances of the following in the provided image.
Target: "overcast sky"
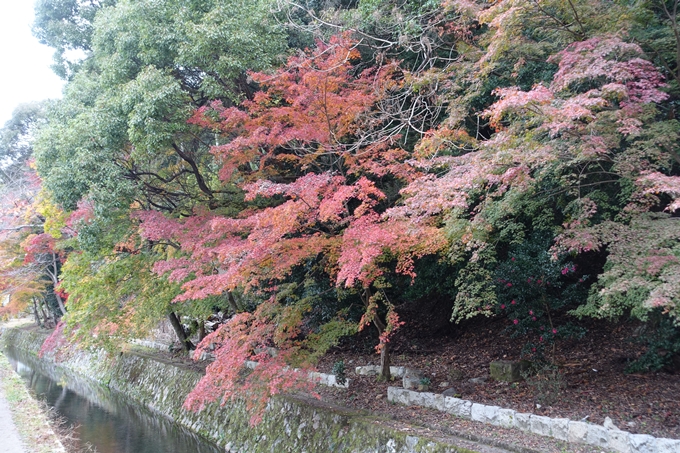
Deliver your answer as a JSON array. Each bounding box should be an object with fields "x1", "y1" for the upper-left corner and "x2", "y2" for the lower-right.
[{"x1": 0, "y1": 2, "x2": 65, "y2": 126}]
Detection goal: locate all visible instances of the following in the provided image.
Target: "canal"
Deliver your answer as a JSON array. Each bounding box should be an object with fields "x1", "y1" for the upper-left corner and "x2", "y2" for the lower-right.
[{"x1": 3, "y1": 346, "x2": 222, "y2": 453}]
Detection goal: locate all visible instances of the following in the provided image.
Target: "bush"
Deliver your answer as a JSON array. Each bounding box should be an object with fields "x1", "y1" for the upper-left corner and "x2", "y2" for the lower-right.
[
  {"x1": 495, "y1": 233, "x2": 588, "y2": 359},
  {"x1": 626, "y1": 312, "x2": 680, "y2": 373},
  {"x1": 332, "y1": 360, "x2": 347, "y2": 385}
]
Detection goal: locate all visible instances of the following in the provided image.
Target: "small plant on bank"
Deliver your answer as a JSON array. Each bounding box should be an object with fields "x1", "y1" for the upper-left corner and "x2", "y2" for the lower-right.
[
  {"x1": 522, "y1": 363, "x2": 567, "y2": 406},
  {"x1": 332, "y1": 360, "x2": 347, "y2": 386},
  {"x1": 418, "y1": 377, "x2": 431, "y2": 391}
]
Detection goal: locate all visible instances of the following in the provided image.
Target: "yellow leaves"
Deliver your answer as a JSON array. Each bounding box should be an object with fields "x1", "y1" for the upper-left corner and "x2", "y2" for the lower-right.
[
  {"x1": 35, "y1": 190, "x2": 67, "y2": 239},
  {"x1": 414, "y1": 126, "x2": 475, "y2": 159}
]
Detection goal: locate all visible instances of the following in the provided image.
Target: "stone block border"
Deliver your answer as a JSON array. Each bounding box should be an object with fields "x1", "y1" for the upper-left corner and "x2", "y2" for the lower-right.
[
  {"x1": 355, "y1": 365, "x2": 407, "y2": 377},
  {"x1": 387, "y1": 387, "x2": 680, "y2": 453},
  {"x1": 245, "y1": 360, "x2": 350, "y2": 388}
]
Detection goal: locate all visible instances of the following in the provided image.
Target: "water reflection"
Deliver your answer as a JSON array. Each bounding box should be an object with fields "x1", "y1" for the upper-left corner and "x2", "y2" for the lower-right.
[{"x1": 3, "y1": 347, "x2": 222, "y2": 453}]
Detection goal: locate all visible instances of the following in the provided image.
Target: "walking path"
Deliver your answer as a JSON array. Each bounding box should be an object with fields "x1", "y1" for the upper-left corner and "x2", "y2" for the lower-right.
[
  {"x1": 0, "y1": 385, "x2": 25, "y2": 453},
  {"x1": 1, "y1": 319, "x2": 65, "y2": 453}
]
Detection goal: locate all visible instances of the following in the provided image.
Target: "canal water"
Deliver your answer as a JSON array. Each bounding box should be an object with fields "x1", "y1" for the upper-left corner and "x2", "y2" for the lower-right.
[{"x1": 3, "y1": 347, "x2": 222, "y2": 453}]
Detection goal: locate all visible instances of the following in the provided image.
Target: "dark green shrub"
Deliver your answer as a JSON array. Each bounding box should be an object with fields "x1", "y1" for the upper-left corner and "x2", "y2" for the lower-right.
[
  {"x1": 626, "y1": 312, "x2": 680, "y2": 373},
  {"x1": 495, "y1": 233, "x2": 588, "y2": 359}
]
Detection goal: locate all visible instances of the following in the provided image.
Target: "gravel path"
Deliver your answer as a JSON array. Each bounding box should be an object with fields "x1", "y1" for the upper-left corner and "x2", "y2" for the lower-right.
[{"x1": 0, "y1": 384, "x2": 26, "y2": 453}]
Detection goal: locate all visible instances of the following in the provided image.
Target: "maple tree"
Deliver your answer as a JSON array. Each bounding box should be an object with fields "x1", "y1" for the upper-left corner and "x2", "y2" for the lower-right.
[
  {"x1": 398, "y1": 33, "x2": 679, "y2": 335},
  {"x1": 136, "y1": 34, "x2": 448, "y2": 404}
]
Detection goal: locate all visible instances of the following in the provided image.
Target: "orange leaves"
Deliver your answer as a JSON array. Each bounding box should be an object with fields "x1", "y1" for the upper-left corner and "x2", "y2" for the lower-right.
[{"x1": 189, "y1": 33, "x2": 397, "y2": 183}]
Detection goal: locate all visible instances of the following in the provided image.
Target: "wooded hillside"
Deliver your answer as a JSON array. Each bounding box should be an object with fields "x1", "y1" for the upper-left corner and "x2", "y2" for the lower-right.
[{"x1": 1, "y1": 0, "x2": 679, "y2": 425}]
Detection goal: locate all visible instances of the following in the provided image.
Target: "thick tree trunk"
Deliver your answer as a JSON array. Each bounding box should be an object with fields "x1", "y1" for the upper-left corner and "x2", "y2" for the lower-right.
[
  {"x1": 167, "y1": 312, "x2": 194, "y2": 351},
  {"x1": 380, "y1": 340, "x2": 391, "y2": 380}
]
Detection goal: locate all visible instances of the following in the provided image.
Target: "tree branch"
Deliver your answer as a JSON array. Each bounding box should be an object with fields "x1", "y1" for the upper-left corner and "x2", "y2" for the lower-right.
[
  {"x1": 0, "y1": 224, "x2": 43, "y2": 231},
  {"x1": 171, "y1": 143, "x2": 215, "y2": 199}
]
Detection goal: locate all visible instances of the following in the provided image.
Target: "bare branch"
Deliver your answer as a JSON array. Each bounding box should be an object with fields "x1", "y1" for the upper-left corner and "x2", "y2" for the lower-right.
[{"x1": 0, "y1": 224, "x2": 43, "y2": 232}]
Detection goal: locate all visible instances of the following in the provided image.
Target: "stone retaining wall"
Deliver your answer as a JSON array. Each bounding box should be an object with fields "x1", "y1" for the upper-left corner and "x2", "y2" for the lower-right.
[
  {"x1": 387, "y1": 387, "x2": 680, "y2": 453},
  {"x1": 0, "y1": 327, "x2": 482, "y2": 453}
]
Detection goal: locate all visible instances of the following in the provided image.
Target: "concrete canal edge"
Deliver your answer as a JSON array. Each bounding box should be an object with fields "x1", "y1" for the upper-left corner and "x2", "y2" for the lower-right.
[{"x1": 0, "y1": 327, "x2": 509, "y2": 453}]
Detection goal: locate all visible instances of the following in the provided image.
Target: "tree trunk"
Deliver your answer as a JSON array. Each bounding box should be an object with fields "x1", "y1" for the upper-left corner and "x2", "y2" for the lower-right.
[
  {"x1": 44, "y1": 296, "x2": 59, "y2": 327},
  {"x1": 380, "y1": 340, "x2": 391, "y2": 380},
  {"x1": 32, "y1": 298, "x2": 42, "y2": 327},
  {"x1": 198, "y1": 320, "x2": 206, "y2": 343},
  {"x1": 363, "y1": 287, "x2": 391, "y2": 381},
  {"x1": 49, "y1": 252, "x2": 66, "y2": 315},
  {"x1": 54, "y1": 291, "x2": 67, "y2": 316},
  {"x1": 39, "y1": 298, "x2": 52, "y2": 327},
  {"x1": 167, "y1": 312, "x2": 194, "y2": 351},
  {"x1": 226, "y1": 291, "x2": 240, "y2": 314}
]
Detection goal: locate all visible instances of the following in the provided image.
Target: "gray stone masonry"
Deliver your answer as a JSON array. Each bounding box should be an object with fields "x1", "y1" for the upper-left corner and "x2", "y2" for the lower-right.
[
  {"x1": 402, "y1": 368, "x2": 427, "y2": 390},
  {"x1": 657, "y1": 437, "x2": 680, "y2": 453},
  {"x1": 355, "y1": 365, "x2": 406, "y2": 377},
  {"x1": 514, "y1": 412, "x2": 532, "y2": 432},
  {"x1": 568, "y1": 420, "x2": 590, "y2": 444},
  {"x1": 308, "y1": 371, "x2": 350, "y2": 389},
  {"x1": 471, "y1": 403, "x2": 502, "y2": 426},
  {"x1": 488, "y1": 360, "x2": 530, "y2": 383},
  {"x1": 386, "y1": 386, "x2": 680, "y2": 453}
]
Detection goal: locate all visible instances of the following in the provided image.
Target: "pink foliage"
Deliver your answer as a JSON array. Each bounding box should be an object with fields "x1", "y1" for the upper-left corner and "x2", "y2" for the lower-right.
[
  {"x1": 397, "y1": 36, "x2": 670, "y2": 258},
  {"x1": 483, "y1": 36, "x2": 667, "y2": 140},
  {"x1": 66, "y1": 200, "x2": 94, "y2": 229},
  {"x1": 484, "y1": 85, "x2": 553, "y2": 130},
  {"x1": 639, "y1": 252, "x2": 680, "y2": 276},
  {"x1": 336, "y1": 215, "x2": 396, "y2": 287},
  {"x1": 552, "y1": 223, "x2": 602, "y2": 256},
  {"x1": 637, "y1": 172, "x2": 680, "y2": 212},
  {"x1": 184, "y1": 301, "x2": 316, "y2": 426},
  {"x1": 549, "y1": 37, "x2": 666, "y2": 100},
  {"x1": 38, "y1": 320, "x2": 68, "y2": 359},
  {"x1": 337, "y1": 214, "x2": 446, "y2": 287},
  {"x1": 22, "y1": 233, "x2": 58, "y2": 264},
  {"x1": 187, "y1": 33, "x2": 392, "y2": 183}
]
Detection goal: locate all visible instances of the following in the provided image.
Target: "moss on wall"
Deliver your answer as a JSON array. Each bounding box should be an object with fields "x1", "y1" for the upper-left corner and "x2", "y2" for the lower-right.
[{"x1": 1, "y1": 327, "x2": 480, "y2": 453}]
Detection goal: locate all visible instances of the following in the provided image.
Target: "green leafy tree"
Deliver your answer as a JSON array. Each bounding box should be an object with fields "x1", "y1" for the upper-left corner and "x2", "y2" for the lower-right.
[
  {"x1": 33, "y1": 0, "x2": 289, "y2": 351},
  {"x1": 33, "y1": 0, "x2": 116, "y2": 79}
]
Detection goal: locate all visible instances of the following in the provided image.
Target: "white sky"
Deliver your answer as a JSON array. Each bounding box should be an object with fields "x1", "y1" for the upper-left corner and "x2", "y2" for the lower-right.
[{"x1": 0, "y1": 1, "x2": 65, "y2": 126}]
